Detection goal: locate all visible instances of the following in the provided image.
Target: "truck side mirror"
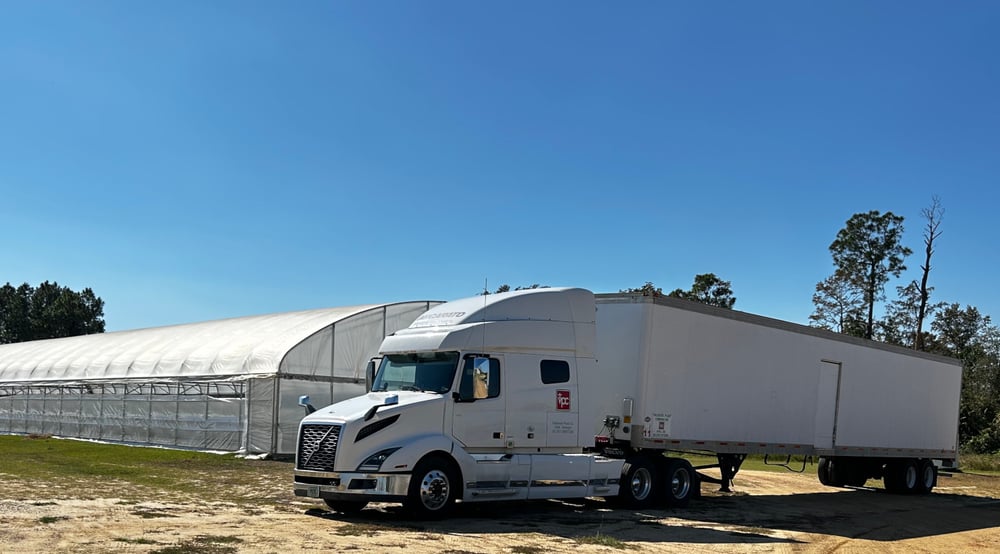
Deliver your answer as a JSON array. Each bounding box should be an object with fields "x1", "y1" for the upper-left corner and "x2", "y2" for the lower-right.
[
  {"x1": 365, "y1": 358, "x2": 380, "y2": 392},
  {"x1": 298, "y1": 395, "x2": 316, "y2": 415},
  {"x1": 473, "y1": 357, "x2": 491, "y2": 400},
  {"x1": 455, "y1": 357, "x2": 491, "y2": 402}
]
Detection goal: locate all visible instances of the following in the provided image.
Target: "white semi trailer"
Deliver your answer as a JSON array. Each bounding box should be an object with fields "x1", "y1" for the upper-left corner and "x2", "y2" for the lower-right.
[{"x1": 293, "y1": 288, "x2": 962, "y2": 518}]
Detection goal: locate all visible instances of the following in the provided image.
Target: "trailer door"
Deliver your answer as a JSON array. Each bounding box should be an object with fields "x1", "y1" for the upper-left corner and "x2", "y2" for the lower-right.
[{"x1": 814, "y1": 360, "x2": 841, "y2": 450}]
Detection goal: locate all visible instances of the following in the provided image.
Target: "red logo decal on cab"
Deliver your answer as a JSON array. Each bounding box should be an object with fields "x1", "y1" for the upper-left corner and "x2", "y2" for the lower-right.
[{"x1": 556, "y1": 390, "x2": 571, "y2": 410}]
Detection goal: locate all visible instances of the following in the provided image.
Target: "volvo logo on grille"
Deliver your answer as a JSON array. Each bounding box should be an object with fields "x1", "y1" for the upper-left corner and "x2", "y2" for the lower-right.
[{"x1": 298, "y1": 424, "x2": 342, "y2": 471}]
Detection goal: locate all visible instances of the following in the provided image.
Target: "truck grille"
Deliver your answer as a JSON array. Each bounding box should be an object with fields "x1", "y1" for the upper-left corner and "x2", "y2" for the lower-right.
[{"x1": 297, "y1": 424, "x2": 343, "y2": 472}]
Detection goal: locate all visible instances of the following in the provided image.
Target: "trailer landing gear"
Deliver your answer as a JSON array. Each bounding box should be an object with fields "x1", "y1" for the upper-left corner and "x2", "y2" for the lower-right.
[{"x1": 693, "y1": 454, "x2": 746, "y2": 493}]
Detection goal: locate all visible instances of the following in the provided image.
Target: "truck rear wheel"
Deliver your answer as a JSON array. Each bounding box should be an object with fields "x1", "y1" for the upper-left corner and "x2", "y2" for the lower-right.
[
  {"x1": 663, "y1": 459, "x2": 696, "y2": 508},
  {"x1": 404, "y1": 455, "x2": 459, "y2": 519},
  {"x1": 617, "y1": 456, "x2": 659, "y2": 507}
]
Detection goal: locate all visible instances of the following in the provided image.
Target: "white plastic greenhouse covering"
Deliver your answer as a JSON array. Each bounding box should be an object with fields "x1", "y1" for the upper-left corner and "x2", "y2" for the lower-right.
[{"x1": 0, "y1": 301, "x2": 440, "y2": 455}]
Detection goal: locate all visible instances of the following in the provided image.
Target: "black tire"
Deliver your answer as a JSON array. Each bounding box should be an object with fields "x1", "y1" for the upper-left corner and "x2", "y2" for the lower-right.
[
  {"x1": 915, "y1": 459, "x2": 937, "y2": 494},
  {"x1": 846, "y1": 467, "x2": 868, "y2": 487},
  {"x1": 817, "y1": 457, "x2": 832, "y2": 486},
  {"x1": 324, "y1": 499, "x2": 368, "y2": 514},
  {"x1": 662, "y1": 459, "x2": 697, "y2": 508},
  {"x1": 900, "y1": 458, "x2": 920, "y2": 494},
  {"x1": 845, "y1": 461, "x2": 868, "y2": 487},
  {"x1": 616, "y1": 456, "x2": 659, "y2": 507},
  {"x1": 883, "y1": 460, "x2": 902, "y2": 492},
  {"x1": 884, "y1": 458, "x2": 919, "y2": 494},
  {"x1": 403, "y1": 455, "x2": 459, "y2": 519},
  {"x1": 819, "y1": 457, "x2": 848, "y2": 487}
]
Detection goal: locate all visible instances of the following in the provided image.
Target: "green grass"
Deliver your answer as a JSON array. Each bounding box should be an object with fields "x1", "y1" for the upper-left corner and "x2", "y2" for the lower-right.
[
  {"x1": 960, "y1": 453, "x2": 1000, "y2": 474},
  {"x1": 677, "y1": 453, "x2": 818, "y2": 474},
  {"x1": 0, "y1": 435, "x2": 287, "y2": 502},
  {"x1": 0, "y1": 435, "x2": 239, "y2": 480}
]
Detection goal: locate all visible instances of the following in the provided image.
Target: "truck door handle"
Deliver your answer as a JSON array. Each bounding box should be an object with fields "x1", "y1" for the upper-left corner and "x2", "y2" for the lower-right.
[{"x1": 493, "y1": 432, "x2": 504, "y2": 439}]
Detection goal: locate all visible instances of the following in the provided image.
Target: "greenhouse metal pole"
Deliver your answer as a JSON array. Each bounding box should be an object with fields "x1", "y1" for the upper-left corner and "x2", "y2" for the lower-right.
[{"x1": 271, "y1": 375, "x2": 279, "y2": 455}]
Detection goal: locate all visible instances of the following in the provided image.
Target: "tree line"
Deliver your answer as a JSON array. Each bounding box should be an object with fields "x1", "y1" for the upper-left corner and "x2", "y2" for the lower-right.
[
  {"x1": 0, "y1": 281, "x2": 105, "y2": 344},
  {"x1": 809, "y1": 198, "x2": 999, "y2": 454}
]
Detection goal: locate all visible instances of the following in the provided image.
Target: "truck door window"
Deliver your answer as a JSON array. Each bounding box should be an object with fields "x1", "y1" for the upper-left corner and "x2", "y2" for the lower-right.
[
  {"x1": 540, "y1": 359, "x2": 570, "y2": 384},
  {"x1": 459, "y1": 356, "x2": 500, "y2": 400}
]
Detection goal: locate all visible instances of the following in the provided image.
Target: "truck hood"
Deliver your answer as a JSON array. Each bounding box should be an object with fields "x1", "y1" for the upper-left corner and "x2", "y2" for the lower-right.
[{"x1": 306, "y1": 391, "x2": 444, "y2": 423}]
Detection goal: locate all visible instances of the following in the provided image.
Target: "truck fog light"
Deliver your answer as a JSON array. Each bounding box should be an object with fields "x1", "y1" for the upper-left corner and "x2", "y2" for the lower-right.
[
  {"x1": 348, "y1": 478, "x2": 378, "y2": 490},
  {"x1": 357, "y1": 448, "x2": 400, "y2": 472}
]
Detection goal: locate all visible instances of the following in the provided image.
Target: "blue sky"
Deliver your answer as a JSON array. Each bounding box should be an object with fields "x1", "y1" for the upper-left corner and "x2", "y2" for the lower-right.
[{"x1": 2, "y1": 1, "x2": 998, "y2": 332}]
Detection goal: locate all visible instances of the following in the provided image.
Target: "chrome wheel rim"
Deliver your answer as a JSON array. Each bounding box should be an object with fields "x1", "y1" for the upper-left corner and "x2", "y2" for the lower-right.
[
  {"x1": 630, "y1": 467, "x2": 653, "y2": 500},
  {"x1": 670, "y1": 469, "x2": 691, "y2": 499},
  {"x1": 418, "y1": 469, "x2": 450, "y2": 510}
]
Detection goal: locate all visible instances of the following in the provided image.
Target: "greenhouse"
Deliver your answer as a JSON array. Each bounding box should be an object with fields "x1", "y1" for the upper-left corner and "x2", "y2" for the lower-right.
[{"x1": 0, "y1": 301, "x2": 439, "y2": 455}]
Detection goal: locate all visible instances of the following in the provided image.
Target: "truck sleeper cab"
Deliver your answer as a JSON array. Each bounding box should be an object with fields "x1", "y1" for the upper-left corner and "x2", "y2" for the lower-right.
[{"x1": 294, "y1": 349, "x2": 624, "y2": 517}]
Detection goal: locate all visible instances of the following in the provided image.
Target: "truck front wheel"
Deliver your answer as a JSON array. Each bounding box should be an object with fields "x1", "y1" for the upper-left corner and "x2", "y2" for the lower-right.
[{"x1": 404, "y1": 455, "x2": 459, "y2": 519}]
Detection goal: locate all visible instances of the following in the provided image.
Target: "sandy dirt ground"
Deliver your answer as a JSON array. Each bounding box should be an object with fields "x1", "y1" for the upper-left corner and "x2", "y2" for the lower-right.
[{"x1": 1, "y1": 466, "x2": 999, "y2": 553}]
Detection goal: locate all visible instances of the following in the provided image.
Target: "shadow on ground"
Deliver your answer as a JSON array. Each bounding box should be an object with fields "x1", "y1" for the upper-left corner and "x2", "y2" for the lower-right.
[{"x1": 304, "y1": 486, "x2": 1000, "y2": 545}]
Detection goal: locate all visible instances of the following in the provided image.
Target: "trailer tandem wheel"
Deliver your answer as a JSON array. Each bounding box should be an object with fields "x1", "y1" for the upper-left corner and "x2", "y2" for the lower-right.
[
  {"x1": 817, "y1": 457, "x2": 832, "y2": 486},
  {"x1": 915, "y1": 459, "x2": 937, "y2": 494},
  {"x1": 884, "y1": 458, "x2": 920, "y2": 494},
  {"x1": 663, "y1": 459, "x2": 697, "y2": 508}
]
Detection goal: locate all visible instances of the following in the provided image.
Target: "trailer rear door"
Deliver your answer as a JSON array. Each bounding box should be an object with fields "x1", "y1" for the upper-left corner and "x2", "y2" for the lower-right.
[{"x1": 814, "y1": 360, "x2": 841, "y2": 450}]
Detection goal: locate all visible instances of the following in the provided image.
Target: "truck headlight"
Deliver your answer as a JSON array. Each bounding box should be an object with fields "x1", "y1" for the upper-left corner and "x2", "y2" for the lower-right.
[{"x1": 357, "y1": 448, "x2": 400, "y2": 472}]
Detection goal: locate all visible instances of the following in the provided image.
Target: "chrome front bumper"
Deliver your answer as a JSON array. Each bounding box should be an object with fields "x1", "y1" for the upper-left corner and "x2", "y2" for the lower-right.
[{"x1": 293, "y1": 469, "x2": 411, "y2": 502}]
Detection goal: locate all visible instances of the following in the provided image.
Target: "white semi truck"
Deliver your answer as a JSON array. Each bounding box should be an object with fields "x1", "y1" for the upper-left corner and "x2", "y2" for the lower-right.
[{"x1": 293, "y1": 288, "x2": 962, "y2": 518}]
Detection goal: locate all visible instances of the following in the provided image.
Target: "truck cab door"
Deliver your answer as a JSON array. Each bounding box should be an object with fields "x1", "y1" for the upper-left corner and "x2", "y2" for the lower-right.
[
  {"x1": 504, "y1": 355, "x2": 579, "y2": 449},
  {"x1": 450, "y1": 355, "x2": 507, "y2": 450}
]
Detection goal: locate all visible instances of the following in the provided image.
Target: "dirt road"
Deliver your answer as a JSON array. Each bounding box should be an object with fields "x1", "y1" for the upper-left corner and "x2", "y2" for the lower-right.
[{"x1": 2, "y1": 467, "x2": 999, "y2": 553}]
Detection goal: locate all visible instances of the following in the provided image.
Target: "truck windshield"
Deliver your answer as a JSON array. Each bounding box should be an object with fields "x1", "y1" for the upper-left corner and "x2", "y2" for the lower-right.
[{"x1": 371, "y1": 351, "x2": 460, "y2": 394}]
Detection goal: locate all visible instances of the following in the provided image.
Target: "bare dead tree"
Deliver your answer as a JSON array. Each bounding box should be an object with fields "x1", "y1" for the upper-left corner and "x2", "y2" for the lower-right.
[{"x1": 915, "y1": 196, "x2": 944, "y2": 351}]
